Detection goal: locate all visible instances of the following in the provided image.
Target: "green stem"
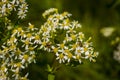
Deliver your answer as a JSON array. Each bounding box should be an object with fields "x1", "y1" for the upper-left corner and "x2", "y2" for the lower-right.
[{"x1": 48, "y1": 74, "x2": 55, "y2": 80}]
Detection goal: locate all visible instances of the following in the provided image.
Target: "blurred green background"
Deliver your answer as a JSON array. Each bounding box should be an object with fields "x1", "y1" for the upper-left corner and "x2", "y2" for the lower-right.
[{"x1": 22, "y1": 0, "x2": 120, "y2": 80}]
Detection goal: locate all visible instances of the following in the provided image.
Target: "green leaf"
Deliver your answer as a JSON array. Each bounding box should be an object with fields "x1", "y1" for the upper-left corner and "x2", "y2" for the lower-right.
[
  {"x1": 48, "y1": 74, "x2": 55, "y2": 80},
  {"x1": 47, "y1": 64, "x2": 53, "y2": 72}
]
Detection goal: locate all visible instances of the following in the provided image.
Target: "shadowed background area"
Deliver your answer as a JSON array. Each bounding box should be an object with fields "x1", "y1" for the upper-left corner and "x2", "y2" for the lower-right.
[{"x1": 20, "y1": 0, "x2": 120, "y2": 80}]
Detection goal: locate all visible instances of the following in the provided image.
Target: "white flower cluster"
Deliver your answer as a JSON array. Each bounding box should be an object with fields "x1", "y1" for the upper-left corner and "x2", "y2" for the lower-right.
[
  {"x1": 0, "y1": 0, "x2": 28, "y2": 19},
  {"x1": 41, "y1": 8, "x2": 98, "y2": 64},
  {"x1": 0, "y1": 8, "x2": 98, "y2": 79},
  {"x1": 0, "y1": 25, "x2": 37, "y2": 80},
  {"x1": 114, "y1": 43, "x2": 120, "y2": 63}
]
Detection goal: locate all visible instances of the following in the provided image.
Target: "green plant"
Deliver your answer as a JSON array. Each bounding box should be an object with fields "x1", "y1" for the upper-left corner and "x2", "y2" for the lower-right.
[{"x1": 0, "y1": 0, "x2": 98, "y2": 80}]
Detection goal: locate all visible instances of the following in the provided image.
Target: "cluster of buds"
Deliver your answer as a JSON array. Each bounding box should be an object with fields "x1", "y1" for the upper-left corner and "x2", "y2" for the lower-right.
[{"x1": 0, "y1": 8, "x2": 98, "y2": 79}]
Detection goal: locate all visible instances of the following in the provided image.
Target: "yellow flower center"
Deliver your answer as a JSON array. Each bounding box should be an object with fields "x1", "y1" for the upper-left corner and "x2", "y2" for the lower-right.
[
  {"x1": 42, "y1": 41, "x2": 46, "y2": 46},
  {"x1": 69, "y1": 28, "x2": 74, "y2": 33},
  {"x1": 29, "y1": 24, "x2": 34, "y2": 29},
  {"x1": 10, "y1": 45, "x2": 16, "y2": 50},
  {"x1": 20, "y1": 32, "x2": 25, "y2": 36},
  {"x1": 0, "y1": 50, "x2": 2, "y2": 54},
  {"x1": 10, "y1": 37, "x2": 15, "y2": 41},
  {"x1": 16, "y1": 49, "x2": 21, "y2": 55},
  {"x1": 65, "y1": 49, "x2": 69, "y2": 53},
  {"x1": 24, "y1": 40, "x2": 29, "y2": 45},
  {"x1": 27, "y1": 33, "x2": 32, "y2": 38},
  {"x1": 32, "y1": 55, "x2": 36, "y2": 58},
  {"x1": 59, "y1": 53, "x2": 64, "y2": 59},
  {"x1": 84, "y1": 47, "x2": 88, "y2": 52},
  {"x1": 17, "y1": 27, "x2": 22, "y2": 32},
  {"x1": 56, "y1": 15, "x2": 60, "y2": 19},
  {"x1": 43, "y1": 27, "x2": 47, "y2": 32},
  {"x1": 76, "y1": 55, "x2": 81, "y2": 60},
  {"x1": 53, "y1": 47, "x2": 58, "y2": 53},
  {"x1": 62, "y1": 12, "x2": 68, "y2": 16},
  {"x1": 88, "y1": 54, "x2": 92, "y2": 57},
  {"x1": 67, "y1": 53, "x2": 73, "y2": 58},
  {"x1": 71, "y1": 34, "x2": 76, "y2": 40},
  {"x1": 35, "y1": 35, "x2": 40, "y2": 40},
  {"x1": 16, "y1": 63, "x2": 22, "y2": 67},
  {"x1": 79, "y1": 34, "x2": 84, "y2": 39},
  {"x1": 23, "y1": 55, "x2": 29, "y2": 60},
  {"x1": 1, "y1": 66, "x2": 6, "y2": 71},
  {"x1": 77, "y1": 49, "x2": 81, "y2": 53},
  {"x1": 60, "y1": 43, "x2": 64, "y2": 48},
  {"x1": 72, "y1": 44, "x2": 77, "y2": 49},
  {"x1": 4, "y1": 47, "x2": 8, "y2": 52},
  {"x1": 12, "y1": 29, "x2": 17, "y2": 34},
  {"x1": 29, "y1": 47, "x2": 34, "y2": 50}
]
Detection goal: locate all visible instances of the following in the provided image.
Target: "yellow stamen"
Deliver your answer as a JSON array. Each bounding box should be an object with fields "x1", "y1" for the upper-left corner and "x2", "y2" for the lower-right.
[
  {"x1": 84, "y1": 47, "x2": 88, "y2": 52},
  {"x1": 16, "y1": 49, "x2": 21, "y2": 55},
  {"x1": 76, "y1": 55, "x2": 81, "y2": 60},
  {"x1": 16, "y1": 63, "x2": 22, "y2": 67},
  {"x1": 23, "y1": 55, "x2": 29, "y2": 60},
  {"x1": 25, "y1": 40, "x2": 29, "y2": 45},
  {"x1": 27, "y1": 33, "x2": 32, "y2": 38},
  {"x1": 29, "y1": 24, "x2": 34, "y2": 29},
  {"x1": 77, "y1": 49, "x2": 81, "y2": 53},
  {"x1": 68, "y1": 53, "x2": 73, "y2": 58},
  {"x1": 17, "y1": 27, "x2": 22, "y2": 32},
  {"x1": 60, "y1": 43, "x2": 64, "y2": 48},
  {"x1": 59, "y1": 53, "x2": 64, "y2": 59},
  {"x1": 72, "y1": 44, "x2": 77, "y2": 49},
  {"x1": 29, "y1": 47, "x2": 34, "y2": 50},
  {"x1": 53, "y1": 47, "x2": 58, "y2": 53},
  {"x1": 71, "y1": 34, "x2": 76, "y2": 40},
  {"x1": 42, "y1": 41, "x2": 46, "y2": 46},
  {"x1": 35, "y1": 35, "x2": 40, "y2": 40},
  {"x1": 65, "y1": 49, "x2": 69, "y2": 53}
]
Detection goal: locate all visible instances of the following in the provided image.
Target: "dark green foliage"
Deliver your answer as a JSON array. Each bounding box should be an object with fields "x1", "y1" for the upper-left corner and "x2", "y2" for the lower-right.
[{"x1": 4, "y1": 0, "x2": 120, "y2": 80}]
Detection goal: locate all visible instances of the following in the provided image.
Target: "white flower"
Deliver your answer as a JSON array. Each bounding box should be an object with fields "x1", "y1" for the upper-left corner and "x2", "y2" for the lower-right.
[
  {"x1": 114, "y1": 43, "x2": 120, "y2": 63},
  {"x1": 42, "y1": 8, "x2": 58, "y2": 18},
  {"x1": 40, "y1": 40, "x2": 51, "y2": 52},
  {"x1": 7, "y1": 36, "x2": 17, "y2": 45},
  {"x1": 21, "y1": 40, "x2": 33, "y2": 50},
  {"x1": 66, "y1": 28, "x2": 76, "y2": 34},
  {"x1": 77, "y1": 32, "x2": 85, "y2": 41},
  {"x1": 28, "y1": 23, "x2": 38, "y2": 31},
  {"x1": 33, "y1": 35, "x2": 41, "y2": 44},
  {"x1": 13, "y1": 62, "x2": 25, "y2": 69},
  {"x1": 61, "y1": 12, "x2": 72, "y2": 18},
  {"x1": 1, "y1": 4, "x2": 7, "y2": 16},
  {"x1": 65, "y1": 52, "x2": 73, "y2": 62},
  {"x1": 57, "y1": 43, "x2": 67, "y2": 50},
  {"x1": 20, "y1": 54, "x2": 33, "y2": 65},
  {"x1": 73, "y1": 54, "x2": 82, "y2": 63},
  {"x1": 17, "y1": 3, "x2": 28, "y2": 19},
  {"x1": 71, "y1": 21, "x2": 82, "y2": 28},
  {"x1": 75, "y1": 46, "x2": 84, "y2": 55},
  {"x1": 101, "y1": 27, "x2": 115, "y2": 37},
  {"x1": 26, "y1": 33, "x2": 34, "y2": 41},
  {"x1": 56, "y1": 53, "x2": 66, "y2": 63},
  {"x1": 51, "y1": 46, "x2": 58, "y2": 54}
]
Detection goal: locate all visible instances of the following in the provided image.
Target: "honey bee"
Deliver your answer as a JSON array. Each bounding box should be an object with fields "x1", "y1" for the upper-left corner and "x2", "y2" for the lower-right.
[
  {"x1": 45, "y1": 42, "x2": 52, "y2": 48},
  {"x1": 78, "y1": 41, "x2": 83, "y2": 47}
]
